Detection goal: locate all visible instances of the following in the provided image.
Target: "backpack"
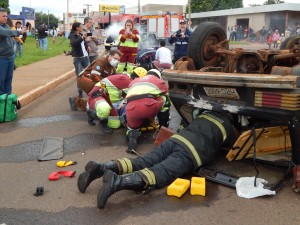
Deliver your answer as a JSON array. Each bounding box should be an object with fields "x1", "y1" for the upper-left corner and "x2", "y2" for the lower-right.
[{"x1": 0, "y1": 94, "x2": 21, "y2": 122}]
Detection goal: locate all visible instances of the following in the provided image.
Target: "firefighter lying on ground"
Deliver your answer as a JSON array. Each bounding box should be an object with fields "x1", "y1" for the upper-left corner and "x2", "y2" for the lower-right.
[
  {"x1": 77, "y1": 110, "x2": 239, "y2": 209},
  {"x1": 86, "y1": 67, "x2": 148, "y2": 133},
  {"x1": 122, "y1": 69, "x2": 170, "y2": 153},
  {"x1": 68, "y1": 49, "x2": 122, "y2": 111}
]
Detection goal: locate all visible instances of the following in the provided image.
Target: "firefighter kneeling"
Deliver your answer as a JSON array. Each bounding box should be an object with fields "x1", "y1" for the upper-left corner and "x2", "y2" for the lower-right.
[
  {"x1": 77, "y1": 111, "x2": 239, "y2": 209},
  {"x1": 87, "y1": 68, "x2": 148, "y2": 133},
  {"x1": 124, "y1": 69, "x2": 170, "y2": 153}
]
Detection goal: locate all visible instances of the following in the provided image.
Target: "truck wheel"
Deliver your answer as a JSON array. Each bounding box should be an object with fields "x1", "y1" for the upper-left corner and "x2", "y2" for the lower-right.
[
  {"x1": 188, "y1": 22, "x2": 227, "y2": 69},
  {"x1": 280, "y1": 35, "x2": 300, "y2": 49}
]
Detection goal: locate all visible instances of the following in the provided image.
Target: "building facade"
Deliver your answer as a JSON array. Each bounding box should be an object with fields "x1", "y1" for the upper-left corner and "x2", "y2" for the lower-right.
[{"x1": 190, "y1": 3, "x2": 300, "y2": 36}]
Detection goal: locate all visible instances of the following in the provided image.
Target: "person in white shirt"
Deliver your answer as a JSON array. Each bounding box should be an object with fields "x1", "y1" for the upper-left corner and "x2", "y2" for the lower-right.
[{"x1": 153, "y1": 40, "x2": 172, "y2": 70}]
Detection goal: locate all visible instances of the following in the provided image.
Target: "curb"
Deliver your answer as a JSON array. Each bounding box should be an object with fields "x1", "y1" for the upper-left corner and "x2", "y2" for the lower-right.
[{"x1": 19, "y1": 69, "x2": 75, "y2": 107}]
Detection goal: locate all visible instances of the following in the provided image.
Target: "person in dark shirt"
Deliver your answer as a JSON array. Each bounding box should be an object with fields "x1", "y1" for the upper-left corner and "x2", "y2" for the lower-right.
[
  {"x1": 37, "y1": 23, "x2": 48, "y2": 50},
  {"x1": 0, "y1": 7, "x2": 26, "y2": 95}
]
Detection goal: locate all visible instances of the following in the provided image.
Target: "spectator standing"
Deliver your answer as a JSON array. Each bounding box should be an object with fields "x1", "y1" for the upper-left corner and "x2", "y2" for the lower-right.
[
  {"x1": 82, "y1": 17, "x2": 100, "y2": 63},
  {"x1": 14, "y1": 21, "x2": 26, "y2": 57},
  {"x1": 69, "y1": 22, "x2": 90, "y2": 98},
  {"x1": 266, "y1": 31, "x2": 272, "y2": 49},
  {"x1": 168, "y1": 19, "x2": 192, "y2": 64},
  {"x1": 237, "y1": 25, "x2": 243, "y2": 41},
  {"x1": 50, "y1": 26, "x2": 58, "y2": 44},
  {"x1": 0, "y1": 8, "x2": 26, "y2": 95},
  {"x1": 153, "y1": 40, "x2": 172, "y2": 70},
  {"x1": 37, "y1": 23, "x2": 48, "y2": 50},
  {"x1": 285, "y1": 27, "x2": 291, "y2": 38},
  {"x1": 272, "y1": 30, "x2": 281, "y2": 49},
  {"x1": 116, "y1": 19, "x2": 140, "y2": 75},
  {"x1": 259, "y1": 26, "x2": 267, "y2": 44}
]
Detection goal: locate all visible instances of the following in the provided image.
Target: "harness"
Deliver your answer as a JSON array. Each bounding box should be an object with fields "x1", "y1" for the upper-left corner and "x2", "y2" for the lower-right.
[{"x1": 127, "y1": 94, "x2": 156, "y2": 103}]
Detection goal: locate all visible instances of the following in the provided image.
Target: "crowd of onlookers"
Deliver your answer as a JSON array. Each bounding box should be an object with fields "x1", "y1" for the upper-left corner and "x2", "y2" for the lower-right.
[{"x1": 228, "y1": 24, "x2": 300, "y2": 48}]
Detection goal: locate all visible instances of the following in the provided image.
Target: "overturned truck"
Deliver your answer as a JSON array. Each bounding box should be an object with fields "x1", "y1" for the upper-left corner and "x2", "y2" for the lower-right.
[{"x1": 162, "y1": 22, "x2": 300, "y2": 193}]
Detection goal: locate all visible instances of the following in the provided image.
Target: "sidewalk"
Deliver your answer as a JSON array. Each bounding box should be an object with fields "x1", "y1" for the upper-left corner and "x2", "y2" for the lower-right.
[{"x1": 12, "y1": 54, "x2": 75, "y2": 106}]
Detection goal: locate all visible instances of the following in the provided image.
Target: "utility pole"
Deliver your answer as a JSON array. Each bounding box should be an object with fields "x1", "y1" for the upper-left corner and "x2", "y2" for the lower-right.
[
  {"x1": 47, "y1": 10, "x2": 49, "y2": 28},
  {"x1": 138, "y1": 0, "x2": 140, "y2": 15},
  {"x1": 83, "y1": 4, "x2": 92, "y2": 17},
  {"x1": 188, "y1": 0, "x2": 191, "y2": 29},
  {"x1": 66, "y1": 0, "x2": 69, "y2": 33}
]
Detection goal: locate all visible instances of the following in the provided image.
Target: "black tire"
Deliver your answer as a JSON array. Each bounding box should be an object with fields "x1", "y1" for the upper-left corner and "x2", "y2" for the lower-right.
[
  {"x1": 188, "y1": 22, "x2": 227, "y2": 69},
  {"x1": 280, "y1": 35, "x2": 300, "y2": 49}
]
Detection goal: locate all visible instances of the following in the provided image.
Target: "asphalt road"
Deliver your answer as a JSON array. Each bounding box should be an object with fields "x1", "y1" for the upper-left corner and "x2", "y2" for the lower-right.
[{"x1": 1, "y1": 75, "x2": 300, "y2": 225}]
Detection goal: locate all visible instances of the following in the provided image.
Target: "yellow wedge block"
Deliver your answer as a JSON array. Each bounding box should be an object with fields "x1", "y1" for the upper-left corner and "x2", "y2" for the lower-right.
[
  {"x1": 167, "y1": 178, "x2": 190, "y2": 197},
  {"x1": 190, "y1": 177, "x2": 206, "y2": 196}
]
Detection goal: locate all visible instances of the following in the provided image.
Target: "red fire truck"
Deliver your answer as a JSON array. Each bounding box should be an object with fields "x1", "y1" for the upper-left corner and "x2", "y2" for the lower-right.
[{"x1": 139, "y1": 11, "x2": 184, "y2": 45}]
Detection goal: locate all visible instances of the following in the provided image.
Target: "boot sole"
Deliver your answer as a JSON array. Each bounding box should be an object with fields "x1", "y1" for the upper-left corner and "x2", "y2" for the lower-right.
[
  {"x1": 77, "y1": 161, "x2": 100, "y2": 193},
  {"x1": 97, "y1": 170, "x2": 114, "y2": 208}
]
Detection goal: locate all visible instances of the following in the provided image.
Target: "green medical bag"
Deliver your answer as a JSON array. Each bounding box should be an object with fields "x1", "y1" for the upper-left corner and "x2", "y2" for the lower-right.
[{"x1": 0, "y1": 94, "x2": 20, "y2": 122}]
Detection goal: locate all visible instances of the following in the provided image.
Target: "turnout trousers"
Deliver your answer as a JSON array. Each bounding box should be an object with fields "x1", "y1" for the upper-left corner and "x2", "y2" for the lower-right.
[
  {"x1": 126, "y1": 97, "x2": 164, "y2": 129},
  {"x1": 118, "y1": 139, "x2": 194, "y2": 188}
]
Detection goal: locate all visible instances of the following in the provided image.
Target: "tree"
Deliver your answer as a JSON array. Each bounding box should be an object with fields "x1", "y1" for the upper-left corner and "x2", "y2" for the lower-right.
[
  {"x1": 35, "y1": 11, "x2": 60, "y2": 29},
  {"x1": 264, "y1": 0, "x2": 285, "y2": 5},
  {"x1": 190, "y1": 0, "x2": 243, "y2": 13},
  {"x1": 0, "y1": 0, "x2": 10, "y2": 14}
]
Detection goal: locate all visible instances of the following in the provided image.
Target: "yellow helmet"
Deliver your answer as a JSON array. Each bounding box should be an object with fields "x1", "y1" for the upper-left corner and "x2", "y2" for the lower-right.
[
  {"x1": 147, "y1": 69, "x2": 161, "y2": 79},
  {"x1": 131, "y1": 67, "x2": 147, "y2": 79}
]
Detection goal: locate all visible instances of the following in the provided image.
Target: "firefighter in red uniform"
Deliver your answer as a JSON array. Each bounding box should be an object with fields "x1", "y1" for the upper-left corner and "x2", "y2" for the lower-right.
[
  {"x1": 87, "y1": 68, "x2": 148, "y2": 133},
  {"x1": 77, "y1": 110, "x2": 239, "y2": 209},
  {"x1": 68, "y1": 50, "x2": 122, "y2": 111},
  {"x1": 116, "y1": 19, "x2": 140, "y2": 75},
  {"x1": 124, "y1": 69, "x2": 170, "y2": 153}
]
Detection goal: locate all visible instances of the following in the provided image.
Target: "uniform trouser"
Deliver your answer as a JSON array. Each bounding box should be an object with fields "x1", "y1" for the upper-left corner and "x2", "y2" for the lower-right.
[
  {"x1": 74, "y1": 97, "x2": 87, "y2": 111},
  {"x1": 74, "y1": 76, "x2": 97, "y2": 111},
  {"x1": 119, "y1": 139, "x2": 194, "y2": 188},
  {"x1": 126, "y1": 97, "x2": 164, "y2": 129},
  {"x1": 117, "y1": 51, "x2": 136, "y2": 74}
]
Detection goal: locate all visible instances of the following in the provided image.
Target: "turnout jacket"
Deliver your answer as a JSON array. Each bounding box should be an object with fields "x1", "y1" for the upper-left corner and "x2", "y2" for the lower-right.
[
  {"x1": 170, "y1": 111, "x2": 236, "y2": 169},
  {"x1": 95, "y1": 74, "x2": 131, "y2": 103},
  {"x1": 118, "y1": 28, "x2": 140, "y2": 54}
]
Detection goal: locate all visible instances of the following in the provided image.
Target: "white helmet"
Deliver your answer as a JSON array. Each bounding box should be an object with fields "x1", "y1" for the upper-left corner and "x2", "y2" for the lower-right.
[{"x1": 147, "y1": 69, "x2": 161, "y2": 79}]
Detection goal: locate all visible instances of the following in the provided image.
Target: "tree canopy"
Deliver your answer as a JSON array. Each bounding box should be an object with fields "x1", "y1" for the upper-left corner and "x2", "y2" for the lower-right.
[
  {"x1": 190, "y1": 0, "x2": 243, "y2": 13},
  {"x1": 35, "y1": 11, "x2": 60, "y2": 29},
  {"x1": 1, "y1": 0, "x2": 10, "y2": 14}
]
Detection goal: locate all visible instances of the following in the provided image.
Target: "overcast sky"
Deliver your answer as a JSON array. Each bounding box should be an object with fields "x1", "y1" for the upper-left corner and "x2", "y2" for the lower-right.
[{"x1": 9, "y1": 0, "x2": 300, "y2": 19}]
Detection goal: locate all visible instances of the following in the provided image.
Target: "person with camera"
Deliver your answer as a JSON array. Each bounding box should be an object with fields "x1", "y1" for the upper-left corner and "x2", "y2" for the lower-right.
[
  {"x1": 69, "y1": 22, "x2": 90, "y2": 98},
  {"x1": 82, "y1": 17, "x2": 100, "y2": 63},
  {"x1": 0, "y1": 7, "x2": 26, "y2": 95},
  {"x1": 168, "y1": 19, "x2": 192, "y2": 64}
]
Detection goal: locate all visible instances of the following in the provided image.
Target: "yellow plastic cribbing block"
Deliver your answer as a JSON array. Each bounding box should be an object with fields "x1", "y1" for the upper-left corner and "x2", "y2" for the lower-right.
[
  {"x1": 190, "y1": 177, "x2": 206, "y2": 196},
  {"x1": 167, "y1": 178, "x2": 190, "y2": 197}
]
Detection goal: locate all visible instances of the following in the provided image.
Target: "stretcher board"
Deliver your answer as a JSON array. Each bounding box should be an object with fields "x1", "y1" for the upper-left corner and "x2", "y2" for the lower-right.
[{"x1": 226, "y1": 126, "x2": 291, "y2": 161}]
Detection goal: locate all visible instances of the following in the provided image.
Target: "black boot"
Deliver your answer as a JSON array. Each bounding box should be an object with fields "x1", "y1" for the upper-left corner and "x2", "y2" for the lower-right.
[
  {"x1": 97, "y1": 170, "x2": 145, "y2": 208},
  {"x1": 127, "y1": 129, "x2": 140, "y2": 153},
  {"x1": 99, "y1": 119, "x2": 113, "y2": 134},
  {"x1": 68, "y1": 96, "x2": 77, "y2": 111},
  {"x1": 87, "y1": 109, "x2": 97, "y2": 126},
  {"x1": 77, "y1": 161, "x2": 119, "y2": 193}
]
